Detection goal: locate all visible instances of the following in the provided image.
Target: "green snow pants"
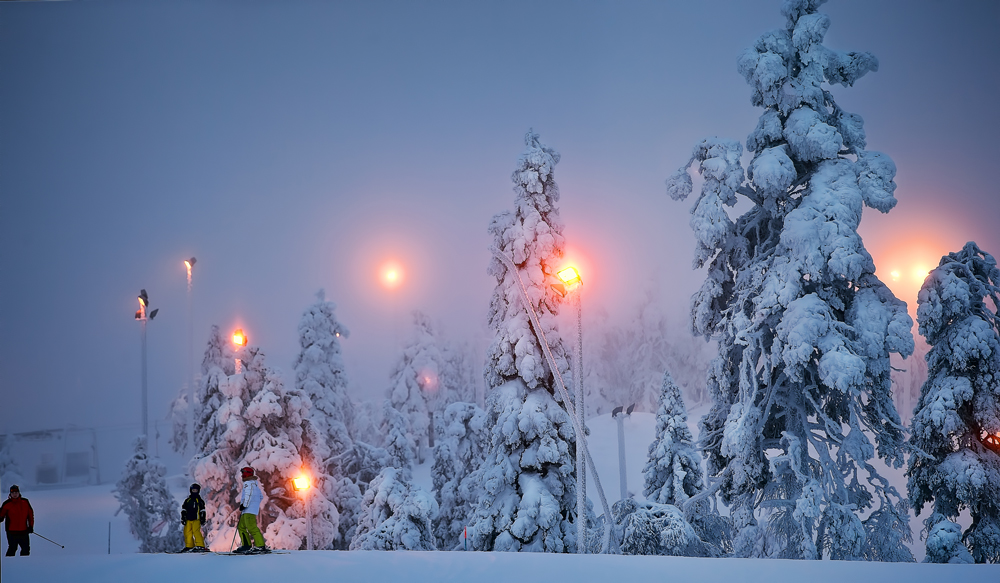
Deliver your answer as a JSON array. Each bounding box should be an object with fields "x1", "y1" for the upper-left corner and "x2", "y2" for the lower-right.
[{"x1": 237, "y1": 513, "x2": 265, "y2": 547}]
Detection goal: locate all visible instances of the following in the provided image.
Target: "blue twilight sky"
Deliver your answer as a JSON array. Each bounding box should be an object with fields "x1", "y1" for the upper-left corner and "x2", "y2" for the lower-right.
[{"x1": 1, "y1": 0, "x2": 998, "y2": 436}]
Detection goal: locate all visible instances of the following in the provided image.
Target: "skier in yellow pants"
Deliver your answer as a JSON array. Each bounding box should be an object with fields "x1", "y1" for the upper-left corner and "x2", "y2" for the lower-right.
[
  {"x1": 180, "y1": 483, "x2": 208, "y2": 552},
  {"x1": 235, "y1": 466, "x2": 268, "y2": 554}
]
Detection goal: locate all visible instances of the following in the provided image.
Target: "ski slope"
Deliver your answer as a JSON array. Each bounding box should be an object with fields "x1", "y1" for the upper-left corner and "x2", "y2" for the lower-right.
[{"x1": 2, "y1": 412, "x2": 996, "y2": 582}]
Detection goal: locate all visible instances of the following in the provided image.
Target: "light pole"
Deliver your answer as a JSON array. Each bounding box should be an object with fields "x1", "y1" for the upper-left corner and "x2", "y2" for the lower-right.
[
  {"x1": 552, "y1": 266, "x2": 585, "y2": 553},
  {"x1": 491, "y1": 249, "x2": 617, "y2": 553},
  {"x1": 292, "y1": 473, "x2": 312, "y2": 550},
  {"x1": 611, "y1": 404, "x2": 635, "y2": 501},
  {"x1": 134, "y1": 289, "x2": 159, "y2": 440},
  {"x1": 184, "y1": 257, "x2": 197, "y2": 454},
  {"x1": 232, "y1": 328, "x2": 247, "y2": 373}
]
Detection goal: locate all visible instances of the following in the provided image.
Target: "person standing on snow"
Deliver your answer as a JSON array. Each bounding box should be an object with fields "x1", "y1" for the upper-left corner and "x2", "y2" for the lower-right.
[
  {"x1": 235, "y1": 466, "x2": 268, "y2": 554},
  {"x1": 180, "y1": 483, "x2": 208, "y2": 552},
  {"x1": 0, "y1": 485, "x2": 34, "y2": 556}
]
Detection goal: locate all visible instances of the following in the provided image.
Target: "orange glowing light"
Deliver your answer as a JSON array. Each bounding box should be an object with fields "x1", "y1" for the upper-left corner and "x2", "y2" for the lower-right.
[
  {"x1": 890, "y1": 270, "x2": 900, "y2": 281},
  {"x1": 232, "y1": 328, "x2": 247, "y2": 347},
  {"x1": 557, "y1": 266, "x2": 582, "y2": 287},
  {"x1": 292, "y1": 475, "x2": 311, "y2": 491}
]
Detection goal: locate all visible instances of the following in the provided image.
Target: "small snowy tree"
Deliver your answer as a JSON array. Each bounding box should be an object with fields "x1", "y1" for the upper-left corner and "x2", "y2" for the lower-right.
[
  {"x1": 388, "y1": 311, "x2": 452, "y2": 463},
  {"x1": 615, "y1": 498, "x2": 708, "y2": 557},
  {"x1": 0, "y1": 434, "x2": 24, "y2": 487},
  {"x1": 644, "y1": 369, "x2": 703, "y2": 506},
  {"x1": 432, "y1": 401, "x2": 487, "y2": 549},
  {"x1": 907, "y1": 241, "x2": 1000, "y2": 563},
  {"x1": 381, "y1": 400, "x2": 415, "y2": 477},
  {"x1": 349, "y1": 467, "x2": 438, "y2": 551},
  {"x1": 924, "y1": 519, "x2": 975, "y2": 564},
  {"x1": 667, "y1": 0, "x2": 914, "y2": 560},
  {"x1": 294, "y1": 290, "x2": 361, "y2": 549},
  {"x1": 115, "y1": 438, "x2": 184, "y2": 553},
  {"x1": 469, "y1": 130, "x2": 579, "y2": 553}
]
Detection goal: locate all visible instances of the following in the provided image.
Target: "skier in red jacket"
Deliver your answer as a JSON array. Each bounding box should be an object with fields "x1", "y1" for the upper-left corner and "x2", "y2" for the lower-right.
[{"x1": 0, "y1": 485, "x2": 34, "y2": 556}]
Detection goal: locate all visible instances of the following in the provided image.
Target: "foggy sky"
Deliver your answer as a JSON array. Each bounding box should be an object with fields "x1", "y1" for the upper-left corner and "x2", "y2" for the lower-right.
[{"x1": 2, "y1": 0, "x2": 998, "y2": 436}]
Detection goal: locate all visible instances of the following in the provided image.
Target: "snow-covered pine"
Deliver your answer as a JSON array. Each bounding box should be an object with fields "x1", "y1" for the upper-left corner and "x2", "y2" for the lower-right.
[
  {"x1": 349, "y1": 466, "x2": 438, "y2": 551},
  {"x1": 0, "y1": 433, "x2": 24, "y2": 487},
  {"x1": 115, "y1": 437, "x2": 184, "y2": 553},
  {"x1": 351, "y1": 400, "x2": 385, "y2": 449},
  {"x1": 643, "y1": 369, "x2": 703, "y2": 507},
  {"x1": 907, "y1": 241, "x2": 1000, "y2": 563},
  {"x1": 432, "y1": 401, "x2": 487, "y2": 549},
  {"x1": 614, "y1": 498, "x2": 708, "y2": 557},
  {"x1": 172, "y1": 326, "x2": 234, "y2": 456},
  {"x1": 167, "y1": 388, "x2": 191, "y2": 455},
  {"x1": 667, "y1": 0, "x2": 914, "y2": 561},
  {"x1": 293, "y1": 290, "x2": 360, "y2": 549},
  {"x1": 469, "y1": 130, "x2": 579, "y2": 553},
  {"x1": 381, "y1": 399, "x2": 416, "y2": 477},
  {"x1": 387, "y1": 311, "x2": 455, "y2": 463}
]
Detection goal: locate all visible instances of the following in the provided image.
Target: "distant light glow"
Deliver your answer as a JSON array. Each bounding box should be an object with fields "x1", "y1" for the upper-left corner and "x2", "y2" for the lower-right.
[
  {"x1": 417, "y1": 368, "x2": 439, "y2": 394},
  {"x1": 232, "y1": 328, "x2": 247, "y2": 347},
  {"x1": 890, "y1": 270, "x2": 900, "y2": 281},
  {"x1": 380, "y1": 261, "x2": 404, "y2": 290}
]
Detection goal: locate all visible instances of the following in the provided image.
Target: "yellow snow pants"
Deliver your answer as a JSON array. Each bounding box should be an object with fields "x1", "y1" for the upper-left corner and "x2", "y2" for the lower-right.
[
  {"x1": 237, "y1": 513, "x2": 265, "y2": 547},
  {"x1": 184, "y1": 520, "x2": 205, "y2": 548}
]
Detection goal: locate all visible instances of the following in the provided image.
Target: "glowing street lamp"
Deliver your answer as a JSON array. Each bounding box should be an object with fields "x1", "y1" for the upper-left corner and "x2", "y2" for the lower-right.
[
  {"x1": 134, "y1": 289, "x2": 159, "y2": 441},
  {"x1": 552, "y1": 265, "x2": 586, "y2": 551},
  {"x1": 293, "y1": 473, "x2": 313, "y2": 550},
  {"x1": 232, "y1": 328, "x2": 247, "y2": 373},
  {"x1": 184, "y1": 257, "x2": 197, "y2": 455}
]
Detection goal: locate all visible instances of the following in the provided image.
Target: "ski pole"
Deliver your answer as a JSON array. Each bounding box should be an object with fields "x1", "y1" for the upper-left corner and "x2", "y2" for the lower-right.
[
  {"x1": 31, "y1": 532, "x2": 65, "y2": 548},
  {"x1": 230, "y1": 512, "x2": 243, "y2": 552}
]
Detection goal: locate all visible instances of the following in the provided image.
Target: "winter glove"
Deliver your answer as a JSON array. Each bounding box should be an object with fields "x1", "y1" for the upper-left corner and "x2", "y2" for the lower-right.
[
  {"x1": 27, "y1": 526, "x2": 33, "y2": 534},
  {"x1": 199, "y1": 511, "x2": 206, "y2": 523},
  {"x1": 181, "y1": 510, "x2": 188, "y2": 522},
  {"x1": 239, "y1": 504, "x2": 246, "y2": 512}
]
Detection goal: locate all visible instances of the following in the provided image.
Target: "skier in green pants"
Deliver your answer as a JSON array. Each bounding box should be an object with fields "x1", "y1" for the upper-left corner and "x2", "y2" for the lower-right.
[{"x1": 235, "y1": 466, "x2": 268, "y2": 554}]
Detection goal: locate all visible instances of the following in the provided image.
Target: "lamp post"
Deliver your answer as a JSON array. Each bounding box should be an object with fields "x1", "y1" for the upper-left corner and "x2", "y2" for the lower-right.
[
  {"x1": 292, "y1": 473, "x2": 312, "y2": 550},
  {"x1": 611, "y1": 404, "x2": 635, "y2": 501},
  {"x1": 184, "y1": 258, "x2": 197, "y2": 454},
  {"x1": 232, "y1": 328, "x2": 247, "y2": 373},
  {"x1": 491, "y1": 249, "x2": 617, "y2": 553},
  {"x1": 552, "y1": 266, "x2": 585, "y2": 553},
  {"x1": 134, "y1": 289, "x2": 159, "y2": 440}
]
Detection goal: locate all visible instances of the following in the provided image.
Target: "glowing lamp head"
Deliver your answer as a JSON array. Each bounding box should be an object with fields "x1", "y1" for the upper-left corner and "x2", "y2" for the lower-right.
[
  {"x1": 557, "y1": 266, "x2": 582, "y2": 287},
  {"x1": 232, "y1": 328, "x2": 247, "y2": 347},
  {"x1": 292, "y1": 475, "x2": 310, "y2": 491}
]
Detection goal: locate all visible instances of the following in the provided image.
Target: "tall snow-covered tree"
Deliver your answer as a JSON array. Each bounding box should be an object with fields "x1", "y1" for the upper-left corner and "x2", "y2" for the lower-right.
[
  {"x1": 293, "y1": 290, "x2": 361, "y2": 549},
  {"x1": 667, "y1": 0, "x2": 914, "y2": 560},
  {"x1": 172, "y1": 325, "x2": 234, "y2": 456},
  {"x1": 644, "y1": 370, "x2": 703, "y2": 507},
  {"x1": 349, "y1": 467, "x2": 438, "y2": 551},
  {"x1": 0, "y1": 434, "x2": 24, "y2": 487},
  {"x1": 469, "y1": 130, "x2": 579, "y2": 553},
  {"x1": 115, "y1": 437, "x2": 184, "y2": 553},
  {"x1": 387, "y1": 311, "x2": 450, "y2": 462},
  {"x1": 907, "y1": 242, "x2": 1000, "y2": 563},
  {"x1": 432, "y1": 401, "x2": 487, "y2": 549}
]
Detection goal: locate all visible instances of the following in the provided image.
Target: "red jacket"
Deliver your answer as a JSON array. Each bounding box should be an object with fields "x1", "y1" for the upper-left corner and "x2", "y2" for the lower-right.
[{"x1": 0, "y1": 496, "x2": 34, "y2": 532}]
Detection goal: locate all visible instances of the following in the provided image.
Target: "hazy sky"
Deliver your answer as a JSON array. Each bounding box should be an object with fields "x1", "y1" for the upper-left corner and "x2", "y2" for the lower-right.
[{"x1": 2, "y1": 0, "x2": 998, "y2": 436}]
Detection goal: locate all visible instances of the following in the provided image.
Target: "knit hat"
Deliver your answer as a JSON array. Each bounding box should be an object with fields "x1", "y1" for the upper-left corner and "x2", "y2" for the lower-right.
[
  {"x1": 9, "y1": 485, "x2": 18, "y2": 493},
  {"x1": 240, "y1": 466, "x2": 254, "y2": 479}
]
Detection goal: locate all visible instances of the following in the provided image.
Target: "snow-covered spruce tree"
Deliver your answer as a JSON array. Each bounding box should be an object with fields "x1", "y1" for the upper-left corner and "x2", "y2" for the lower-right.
[
  {"x1": 432, "y1": 401, "x2": 487, "y2": 549},
  {"x1": 614, "y1": 498, "x2": 708, "y2": 557},
  {"x1": 441, "y1": 340, "x2": 480, "y2": 407},
  {"x1": 387, "y1": 311, "x2": 453, "y2": 463},
  {"x1": 907, "y1": 242, "x2": 1000, "y2": 563},
  {"x1": 349, "y1": 466, "x2": 438, "y2": 551},
  {"x1": 644, "y1": 370, "x2": 703, "y2": 507},
  {"x1": 294, "y1": 289, "x2": 361, "y2": 549},
  {"x1": 381, "y1": 399, "x2": 415, "y2": 477},
  {"x1": 469, "y1": 130, "x2": 579, "y2": 553},
  {"x1": 667, "y1": 0, "x2": 914, "y2": 560},
  {"x1": 924, "y1": 520, "x2": 975, "y2": 564},
  {"x1": 115, "y1": 437, "x2": 184, "y2": 553}
]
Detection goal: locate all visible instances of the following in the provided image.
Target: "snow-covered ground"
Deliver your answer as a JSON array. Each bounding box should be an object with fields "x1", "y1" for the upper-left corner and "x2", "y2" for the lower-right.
[{"x1": 2, "y1": 411, "x2": 996, "y2": 582}]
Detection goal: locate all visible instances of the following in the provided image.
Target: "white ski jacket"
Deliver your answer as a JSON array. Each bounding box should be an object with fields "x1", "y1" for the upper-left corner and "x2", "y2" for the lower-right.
[{"x1": 239, "y1": 478, "x2": 263, "y2": 515}]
